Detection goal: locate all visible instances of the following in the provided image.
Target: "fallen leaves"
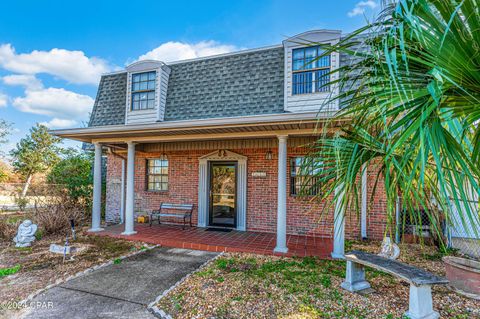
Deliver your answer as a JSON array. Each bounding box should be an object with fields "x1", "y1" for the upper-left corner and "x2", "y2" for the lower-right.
[{"x1": 157, "y1": 241, "x2": 479, "y2": 318}]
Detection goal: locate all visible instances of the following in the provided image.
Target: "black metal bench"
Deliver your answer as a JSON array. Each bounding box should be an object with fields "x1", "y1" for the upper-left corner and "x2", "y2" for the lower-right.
[
  {"x1": 149, "y1": 203, "x2": 193, "y2": 229},
  {"x1": 341, "y1": 250, "x2": 448, "y2": 319}
]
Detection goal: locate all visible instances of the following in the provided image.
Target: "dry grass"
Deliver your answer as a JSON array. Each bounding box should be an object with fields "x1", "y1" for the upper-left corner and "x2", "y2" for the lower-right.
[
  {"x1": 157, "y1": 241, "x2": 479, "y2": 319},
  {"x1": 0, "y1": 190, "x2": 88, "y2": 240},
  {"x1": 0, "y1": 218, "x2": 19, "y2": 241},
  {"x1": 33, "y1": 205, "x2": 85, "y2": 235},
  {"x1": 30, "y1": 189, "x2": 89, "y2": 235}
]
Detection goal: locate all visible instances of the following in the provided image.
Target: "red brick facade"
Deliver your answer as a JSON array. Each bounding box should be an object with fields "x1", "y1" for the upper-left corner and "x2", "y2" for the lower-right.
[{"x1": 105, "y1": 141, "x2": 388, "y2": 240}]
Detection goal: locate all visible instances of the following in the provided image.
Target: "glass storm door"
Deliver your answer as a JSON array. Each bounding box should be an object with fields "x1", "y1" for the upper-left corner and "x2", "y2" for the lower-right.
[{"x1": 209, "y1": 162, "x2": 237, "y2": 227}]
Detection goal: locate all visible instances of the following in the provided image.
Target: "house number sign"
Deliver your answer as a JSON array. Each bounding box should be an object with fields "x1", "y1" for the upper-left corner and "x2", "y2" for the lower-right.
[{"x1": 251, "y1": 171, "x2": 267, "y2": 177}]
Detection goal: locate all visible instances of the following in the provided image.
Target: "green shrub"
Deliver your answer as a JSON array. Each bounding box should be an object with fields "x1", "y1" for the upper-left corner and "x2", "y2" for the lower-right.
[{"x1": 47, "y1": 149, "x2": 93, "y2": 208}]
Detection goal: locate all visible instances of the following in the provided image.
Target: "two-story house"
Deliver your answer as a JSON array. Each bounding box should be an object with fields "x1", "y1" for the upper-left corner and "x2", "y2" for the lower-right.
[{"x1": 53, "y1": 30, "x2": 387, "y2": 257}]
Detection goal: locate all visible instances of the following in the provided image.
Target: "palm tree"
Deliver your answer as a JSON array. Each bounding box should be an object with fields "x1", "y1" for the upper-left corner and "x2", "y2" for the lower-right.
[{"x1": 305, "y1": 0, "x2": 480, "y2": 247}]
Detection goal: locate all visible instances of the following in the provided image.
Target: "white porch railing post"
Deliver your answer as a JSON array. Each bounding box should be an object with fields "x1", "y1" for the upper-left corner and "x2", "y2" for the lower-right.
[
  {"x1": 122, "y1": 141, "x2": 137, "y2": 235},
  {"x1": 274, "y1": 135, "x2": 288, "y2": 253},
  {"x1": 332, "y1": 184, "x2": 345, "y2": 259},
  {"x1": 89, "y1": 142, "x2": 104, "y2": 232}
]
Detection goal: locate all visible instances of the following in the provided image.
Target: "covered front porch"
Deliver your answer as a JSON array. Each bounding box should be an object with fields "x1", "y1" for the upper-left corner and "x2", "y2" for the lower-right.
[
  {"x1": 55, "y1": 112, "x2": 348, "y2": 258},
  {"x1": 95, "y1": 223, "x2": 333, "y2": 258}
]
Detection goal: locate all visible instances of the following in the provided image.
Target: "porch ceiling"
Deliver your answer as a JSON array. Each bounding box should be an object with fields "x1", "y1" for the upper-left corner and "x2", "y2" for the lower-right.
[{"x1": 52, "y1": 112, "x2": 343, "y2": 143}]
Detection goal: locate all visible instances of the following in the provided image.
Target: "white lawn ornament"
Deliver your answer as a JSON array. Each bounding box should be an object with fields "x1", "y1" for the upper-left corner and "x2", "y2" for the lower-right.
[
  {"x1": 378, "y1": 237, "x2": 400, "y2": 260},
  {"x1": 13, "y1": 220, "x2": 38, "y2": 247}
]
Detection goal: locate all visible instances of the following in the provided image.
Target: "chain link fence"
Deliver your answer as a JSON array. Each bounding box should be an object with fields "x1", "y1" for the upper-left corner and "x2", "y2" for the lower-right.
[
  {"x1": 0, "y1": 183, "x2": 65, "y2": 211},
  {"x1": 394, "y1": 197, "x2": 480, "y2": 259},
  {"x1": 447, "y1": 198, "x2": 480, "y2": 259}
]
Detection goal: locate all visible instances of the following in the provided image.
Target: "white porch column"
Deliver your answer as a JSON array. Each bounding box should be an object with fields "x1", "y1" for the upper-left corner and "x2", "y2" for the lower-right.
[
  {"x1": 89, "y1": 142, "x2": 104, "y2": 232},
  {"x1": 274, "y1": 135, "x2": 288, "y2": 253},
  {"x1": 122, "y1": 142, "x2": 137, "y2": 235},
  {"x1": 332, "y1": 184, "x2": 345, "y2": 259}
]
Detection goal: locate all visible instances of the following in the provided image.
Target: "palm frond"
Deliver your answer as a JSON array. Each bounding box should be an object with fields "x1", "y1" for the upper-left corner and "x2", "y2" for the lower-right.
[{"x1": 301, "y1": 0, "x2": 480, "y2": 246}]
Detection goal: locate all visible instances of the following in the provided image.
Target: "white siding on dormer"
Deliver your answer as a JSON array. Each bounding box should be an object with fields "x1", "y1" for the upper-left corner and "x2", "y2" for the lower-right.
[
  {"x1": 157, "y1": 68, "x2": 170, "y2": 122},
  {"x1": 283, "y1": 30, "x2": 341, "y2": 113},
  {"x1": 124, "y1": 60, "x2": 171, "y2": 125}
]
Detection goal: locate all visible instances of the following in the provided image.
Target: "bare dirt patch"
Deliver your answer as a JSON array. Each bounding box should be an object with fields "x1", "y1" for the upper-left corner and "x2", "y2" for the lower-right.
[{"x1": 157, "y1": 241, "x2": 479, "y2": 319}]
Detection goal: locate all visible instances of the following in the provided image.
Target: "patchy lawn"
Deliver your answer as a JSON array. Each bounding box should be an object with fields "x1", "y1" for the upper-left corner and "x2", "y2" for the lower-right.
[
  {"x1": 0, "y1": 229, "x2": 146, "y2": 303},
  {"x1": 157, "y1": 241, "x2": 479, "y2": 319}
]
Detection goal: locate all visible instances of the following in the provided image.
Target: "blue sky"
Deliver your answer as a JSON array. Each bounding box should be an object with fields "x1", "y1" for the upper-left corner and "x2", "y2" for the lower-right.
[{"x1": 0, "y1": 0, "x2": 378, "y2": 153}]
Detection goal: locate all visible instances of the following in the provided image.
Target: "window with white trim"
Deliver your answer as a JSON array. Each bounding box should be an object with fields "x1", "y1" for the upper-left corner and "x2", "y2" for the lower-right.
[
  {"x1": 292, "y1": 46, "x2": 330, "y2": 95},
  {"x1": 146, "y1": 158, "x2": 168, "y2": 191},
  {"x1": 131, "y1": 71, "x2": 156, "y2": 110}
]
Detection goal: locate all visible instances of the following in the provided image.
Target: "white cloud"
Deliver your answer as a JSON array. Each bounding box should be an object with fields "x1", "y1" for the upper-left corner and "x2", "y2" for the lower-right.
[
  {"x1": 0, "y1": 44, "x2": 115, "y2": 85},
  {"x1": 3, "y1": 74, "x2": 92, "y2": 128},
  {"x1": 138, "y1": 41, "x2": 239, "y2": 62},
  {"x1": 40, "y1": 118, "x2": 78, "y2": 129},
  {"x1": 0, "y1": 93, "x2": 7, "y2": 108},
  {"x1": 348, "y1": 1, "x2": 378, "y2": 17},
  {"x1": 2, "y1": 74, "x2": 43, "y2": 90},
  {"x1": 12, "y1": 87, "x2": 94, "y2": 119}
]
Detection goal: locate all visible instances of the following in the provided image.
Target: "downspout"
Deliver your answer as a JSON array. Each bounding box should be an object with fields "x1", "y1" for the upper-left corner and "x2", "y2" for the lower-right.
[
  {"x1": 361, "y1": 164, "x2": 368, "y2": 240},
  {"x1": 395, "y1": 197, "x2": 401, "y2": 244},
  {"x1": 120, "y1": 159, "x2": 126, "y2": 224}
]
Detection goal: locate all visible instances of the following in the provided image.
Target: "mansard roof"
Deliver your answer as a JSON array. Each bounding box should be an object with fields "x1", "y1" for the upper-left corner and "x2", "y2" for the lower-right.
[{"x1": 89, "y1": 46, "x2": 285, "y2": 127}]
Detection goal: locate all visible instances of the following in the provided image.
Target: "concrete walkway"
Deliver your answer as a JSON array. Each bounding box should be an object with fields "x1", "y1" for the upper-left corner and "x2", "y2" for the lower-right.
[{"x1": 21, "y1": 247, "x2": 218, "y2": 319}]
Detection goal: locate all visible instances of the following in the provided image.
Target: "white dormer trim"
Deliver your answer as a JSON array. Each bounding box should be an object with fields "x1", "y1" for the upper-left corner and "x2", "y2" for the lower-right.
[
  {"x1": 283, "y1": 29, "x2": 342, "y2": 44},
  {"x1": 283, "y1": 30, "x2": 341, "y2": 113},
  {"x1": 126, "y1": 60, "x2": 167, "y2": 72},
  {"x1": 125, "y1": 60, "x2": 171, "y2": 125}
]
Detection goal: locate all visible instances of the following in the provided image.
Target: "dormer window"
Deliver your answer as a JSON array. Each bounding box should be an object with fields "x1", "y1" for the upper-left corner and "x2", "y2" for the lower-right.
[
  {"x1": 131, "y1": 71, "x2": 156, "y2": 110},
  {"x1": 292, "y1": 46, "x2": 330, "y2": 95}
]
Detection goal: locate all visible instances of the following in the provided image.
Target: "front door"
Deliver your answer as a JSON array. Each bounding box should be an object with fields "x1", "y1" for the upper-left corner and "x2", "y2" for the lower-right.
[{"x1": 209, "y1": 162, "x2": 237, "y2": 228}]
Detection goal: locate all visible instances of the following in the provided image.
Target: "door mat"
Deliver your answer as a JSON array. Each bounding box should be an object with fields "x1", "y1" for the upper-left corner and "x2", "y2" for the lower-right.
[{"x1": 205, "y1": 228, "x2": 233, "y2": 232}]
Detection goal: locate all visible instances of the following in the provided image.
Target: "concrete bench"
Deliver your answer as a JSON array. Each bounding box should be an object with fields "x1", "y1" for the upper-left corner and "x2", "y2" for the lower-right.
[
  {"x1": 341, "y1": 250, "x2": 448, "y2": 319},
  {"x1": 149, "y1": 203, "x2": 193, "y2": 229}
]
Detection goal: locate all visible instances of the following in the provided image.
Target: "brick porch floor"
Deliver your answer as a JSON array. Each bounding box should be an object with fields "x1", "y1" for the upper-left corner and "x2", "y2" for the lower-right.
[{"x1": 93, "y1": 223, "x2": 333, "y2": 258}]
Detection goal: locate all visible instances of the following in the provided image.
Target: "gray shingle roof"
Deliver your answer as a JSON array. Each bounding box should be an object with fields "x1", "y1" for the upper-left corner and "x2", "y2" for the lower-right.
[
  {"x1": 89, "y1": 73, "x2": 127, "y2": 126},
  {"x1": 164, "y1": 47, "x2": 285, "y2": 121},
  {"x1": 88, "y1": 47, "x2": 285, "y2": 127}
]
